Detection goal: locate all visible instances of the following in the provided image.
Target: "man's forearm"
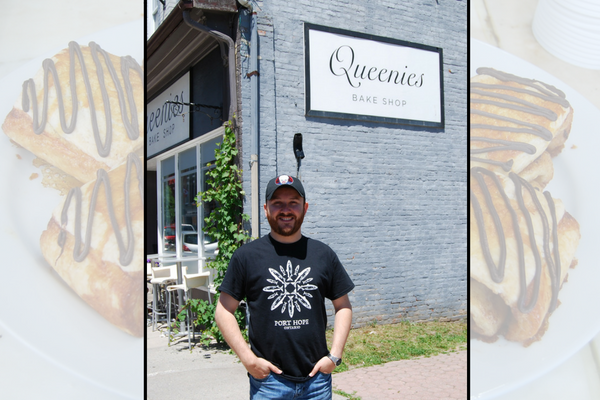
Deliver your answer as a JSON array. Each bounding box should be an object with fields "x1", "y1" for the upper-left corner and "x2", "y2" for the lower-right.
[
  {"x1": 331, "y1": 307, "x2": 352, "y2": 357},
  {"x1": 308, "y1": 296, "x2": 352, "y2": 377},
  {"x1": 330, "y1": 295, "x2": 353, "y2": 358}
]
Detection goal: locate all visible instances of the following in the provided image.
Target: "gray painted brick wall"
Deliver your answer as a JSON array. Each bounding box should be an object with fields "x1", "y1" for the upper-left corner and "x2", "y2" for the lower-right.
[{"x1": 238, "y1": 0, "x2": 467, "y2": 327}]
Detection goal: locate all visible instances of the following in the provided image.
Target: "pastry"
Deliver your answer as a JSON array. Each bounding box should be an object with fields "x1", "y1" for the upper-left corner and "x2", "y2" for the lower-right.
[
  {"x1": 515, "y1": 150, "x2": 554, "y2": 191},
  {"x1": 40, "y1": 153, "x2": 144, "y2": 337},
  {"x1": 1, "y1": 41, "x2": 143, "y2": 183},
  {"x1": 470, "y1": 67, "x2": 573, "y2": 182},
  {"x1": 470, "y1": 67, "x2": 581, "y2": 345},
  {"x1": 470, "y1": 278, "x2": 509, "y2": 341},
  {"x1": 2, "y1": 42, "x2": 144, "y2": 337},
  {"x1": 470, "y1": 166, "x2": 580, "y2": 345}
]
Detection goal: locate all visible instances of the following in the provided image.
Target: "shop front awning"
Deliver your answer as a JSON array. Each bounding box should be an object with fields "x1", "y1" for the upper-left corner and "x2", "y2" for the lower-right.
[{"x1": 147, "y1": 1, "x2": 237, "y2": 100}]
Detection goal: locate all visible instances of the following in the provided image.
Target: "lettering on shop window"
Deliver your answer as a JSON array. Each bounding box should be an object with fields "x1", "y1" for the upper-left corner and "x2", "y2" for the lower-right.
[
  {"x1": 147, "y1": 91, "x2": 185, "y2": 147},
  {"x1": 146, "y1": 71, "x2": 190, "y2": 157}
]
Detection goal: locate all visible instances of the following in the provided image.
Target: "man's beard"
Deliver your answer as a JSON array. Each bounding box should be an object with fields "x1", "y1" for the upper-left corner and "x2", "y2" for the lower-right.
[{"x1": 267, "y1": 210, "x2": 305, "y2": 237}]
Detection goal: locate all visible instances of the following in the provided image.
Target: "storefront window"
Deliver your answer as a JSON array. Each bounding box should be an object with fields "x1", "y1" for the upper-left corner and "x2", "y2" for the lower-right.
[
  {"x1": 179, "y1": 148, "x2": 198, "y2": 254},
  {"x1": 157, "y1": 132, "x2": 222, "y2": 266},
  {"x1": 161, "y1": 157, "x2": 176, "y2": 253},
  {"x1": 157, "y1": 135, "x2": 222, "y2": 260}
]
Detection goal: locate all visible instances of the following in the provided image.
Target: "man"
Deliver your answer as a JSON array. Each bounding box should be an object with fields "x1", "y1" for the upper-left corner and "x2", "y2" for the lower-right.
[{"x1": 215, "y1": 174, "x2": 354, "y2": 399}]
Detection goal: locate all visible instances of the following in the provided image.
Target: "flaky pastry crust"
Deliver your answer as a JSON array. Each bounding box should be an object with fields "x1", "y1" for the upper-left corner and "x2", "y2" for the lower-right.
[
  {"x1": 470, "y1": 68, "x2": 573, "y2": 180},
  {"x1": 1, "y1": 43, "x2": 143, "y2": 183},
  {"x1": 40, "y1": 157, "x2": 143, "y2": 337},
  {"x1": 470, "y1": 68, "x2": 581, "y2": 346}
]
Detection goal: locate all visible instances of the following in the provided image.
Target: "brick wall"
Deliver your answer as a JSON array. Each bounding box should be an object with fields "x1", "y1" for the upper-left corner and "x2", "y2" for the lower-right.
[{"x1": 238, "y1": 0, "x2": 467, "y2": 327}]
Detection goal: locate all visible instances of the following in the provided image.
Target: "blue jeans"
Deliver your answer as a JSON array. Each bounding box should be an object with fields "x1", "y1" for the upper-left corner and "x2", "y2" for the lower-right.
[{"x1": 249, "y1": 372, "x2": 332, "y2": 399}]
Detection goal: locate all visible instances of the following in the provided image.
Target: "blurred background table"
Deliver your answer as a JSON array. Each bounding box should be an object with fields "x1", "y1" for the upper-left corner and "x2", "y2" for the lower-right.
[
  {"x1": 0, "y1": 3, "x2": 142, "y2": 399},
  {"x1": 471, "y1": 0, "x2": 600, "y2": 399}
]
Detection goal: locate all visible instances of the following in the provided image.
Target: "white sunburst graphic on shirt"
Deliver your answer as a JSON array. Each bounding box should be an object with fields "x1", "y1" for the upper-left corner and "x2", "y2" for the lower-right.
[{"x1": 263, "y1": 260, "x2": 318, "y2": 318}]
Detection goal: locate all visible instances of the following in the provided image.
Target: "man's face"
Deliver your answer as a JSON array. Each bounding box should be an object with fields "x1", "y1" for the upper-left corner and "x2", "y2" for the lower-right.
[{"x1": 264, "y1": 186, "x2": 308, "y2": 240}]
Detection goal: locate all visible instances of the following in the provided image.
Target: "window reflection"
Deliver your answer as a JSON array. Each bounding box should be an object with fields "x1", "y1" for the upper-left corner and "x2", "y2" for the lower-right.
[
  {"x1": 179, "y1": 148, "x2": 197, "y2": 254},
  {"x1": 161, "y1": 157, "x2": 175, "y2": 253},
  {"x1": 159, "y1": 136, "x2": 222, "y2": 259}
]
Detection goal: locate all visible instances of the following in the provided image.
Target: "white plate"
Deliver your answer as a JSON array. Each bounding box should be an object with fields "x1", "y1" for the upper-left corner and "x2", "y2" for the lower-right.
[
  {"x1": 470, "y1": 39, "x2": 600, "y2": 399},
  {"x1": 0, "y1": 20, "x2": 144, "y2": 399}
]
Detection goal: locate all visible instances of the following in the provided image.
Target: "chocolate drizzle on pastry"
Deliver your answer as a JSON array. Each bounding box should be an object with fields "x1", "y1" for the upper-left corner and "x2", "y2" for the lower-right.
[
  {"x1": 21, "y1": 41, "x2": 143, "y2": 157},
  {"x1": 470, "y1": 67, "x2": 571, "y2": 172},
  {"x1": 57, "y1": 153, "x2": 143, "y2": 266},
  {"x1": 3, "y1": 41, "x2": 146, "y2": 336},
  {"x1": 469, "y1": 67, "x2": 579, "y2": 345},
  {"x1": 470, "y1": 167, "x2": 509, "y2": 284},
  {"x1": 471, "y1": 166, "x2": 561, "y2": 314},
  {"x1": 18, "y1": 41, "x2": 143, "y2": 267}
]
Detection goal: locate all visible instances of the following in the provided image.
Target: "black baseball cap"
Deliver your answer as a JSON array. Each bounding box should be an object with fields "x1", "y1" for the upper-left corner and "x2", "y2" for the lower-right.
[{"x1": 265, "y1": 174, "x2": 305, "y2": 201}]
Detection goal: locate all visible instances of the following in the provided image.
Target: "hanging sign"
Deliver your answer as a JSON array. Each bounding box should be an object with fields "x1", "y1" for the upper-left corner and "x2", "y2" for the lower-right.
[
  {"x1": 146, "y1": 72, "x2": 190, "y2": 157},
  {"x1": 304, "y1": 24, "x2": 444, "y2": 127}
]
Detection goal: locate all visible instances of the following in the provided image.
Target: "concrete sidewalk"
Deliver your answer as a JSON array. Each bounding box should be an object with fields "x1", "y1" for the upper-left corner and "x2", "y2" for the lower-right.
[
  {"x1": 147, "y1": 326, "x2": 252, "y2": 399},
  {"x1": 147, "y1": 325, "x2": 466, "y2": 399}
]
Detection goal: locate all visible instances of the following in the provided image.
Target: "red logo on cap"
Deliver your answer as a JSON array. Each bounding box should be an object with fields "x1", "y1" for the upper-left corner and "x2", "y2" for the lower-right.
[{"x1": 275, "y1": 175, "x2": 293, "y2": 185}]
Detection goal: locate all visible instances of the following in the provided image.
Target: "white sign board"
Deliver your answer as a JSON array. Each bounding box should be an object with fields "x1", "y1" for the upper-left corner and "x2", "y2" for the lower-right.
[
  {"x1": 304, "y1": 24, "x2": 444, "y2": 127},
  {"x1": 146, "y1": 72, "x2": 190, "y2": 157}
]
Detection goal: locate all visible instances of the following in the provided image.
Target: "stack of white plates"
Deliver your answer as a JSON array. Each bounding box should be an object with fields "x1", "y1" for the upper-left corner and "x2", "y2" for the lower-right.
[{"x1": 533, "y1": 0, "x2": 600, "y2": 69}]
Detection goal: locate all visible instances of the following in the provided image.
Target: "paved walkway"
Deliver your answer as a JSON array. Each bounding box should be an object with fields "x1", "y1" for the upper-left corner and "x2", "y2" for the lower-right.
[
  {"x1": 333, "y1": 351, "x2": 467, "y2": 400},
  {"x1": 147, "y1": 324, "x2": 466, "y2": 400}
]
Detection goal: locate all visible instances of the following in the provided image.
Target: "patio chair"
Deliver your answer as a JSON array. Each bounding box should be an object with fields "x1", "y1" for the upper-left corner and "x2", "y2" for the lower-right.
[
  {"x1": 166, "y1": 271, "x2": 211, "y2": 349},
  {"x1": 149, "y1": 265, "x2": 186, "y2": 331}
]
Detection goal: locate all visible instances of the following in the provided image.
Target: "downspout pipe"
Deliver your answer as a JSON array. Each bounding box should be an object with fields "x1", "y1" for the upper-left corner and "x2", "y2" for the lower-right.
[
  {"x1": 181, "y1": 5, "x2": 237, "y2": 123},
  {"x1": 238, "y1": 0, "x2": 260, "y2": 239},
  {"x1": 180, "y1": 3, "x2": 240, "y2": 268}
]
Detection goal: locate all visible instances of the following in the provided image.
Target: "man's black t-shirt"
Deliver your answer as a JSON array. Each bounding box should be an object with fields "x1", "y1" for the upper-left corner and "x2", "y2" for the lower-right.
[{"x1": 219, "y1": 234, "x2": 355, "y2": 382}]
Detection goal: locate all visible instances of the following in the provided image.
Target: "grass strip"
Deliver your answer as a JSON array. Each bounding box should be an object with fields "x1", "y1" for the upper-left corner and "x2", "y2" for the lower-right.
[
  {"x1": 333, "y1": 389, "x2": 361, "y2": 399},
  {"x1": 327, "y1": 320, "x2": 467, "y2": 373}
]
